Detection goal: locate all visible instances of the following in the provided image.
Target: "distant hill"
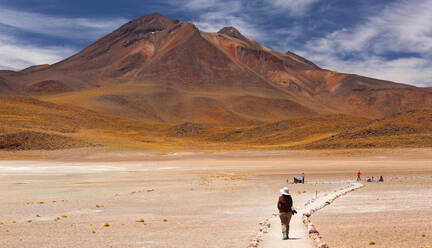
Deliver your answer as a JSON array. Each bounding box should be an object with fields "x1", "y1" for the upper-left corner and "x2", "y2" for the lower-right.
[{"x1": 302, "y1": 110, "x2": 432, "y2": 149}]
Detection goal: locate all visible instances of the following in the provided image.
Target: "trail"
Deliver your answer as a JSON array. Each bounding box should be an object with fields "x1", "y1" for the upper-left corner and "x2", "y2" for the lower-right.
[{"x1": 257, "y1": 182, "x2": 364, "y2": 248}]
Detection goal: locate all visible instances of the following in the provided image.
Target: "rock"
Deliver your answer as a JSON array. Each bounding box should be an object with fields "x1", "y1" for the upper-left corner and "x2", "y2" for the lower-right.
[
  {"x1": 318, "y1": 242, "x2": 329, "y2": 248},
  {"x1": 308, "y1": 223, "x2": 319, "y2": 234}
]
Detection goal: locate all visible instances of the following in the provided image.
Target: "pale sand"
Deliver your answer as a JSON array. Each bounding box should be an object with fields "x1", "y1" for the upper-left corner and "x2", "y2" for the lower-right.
[
  {"x1": 0, "y1": 149, "x2": 431, "y2": 247},
  {"x1": 313, "y1": 176, "x2": 432, "y2": 248}
]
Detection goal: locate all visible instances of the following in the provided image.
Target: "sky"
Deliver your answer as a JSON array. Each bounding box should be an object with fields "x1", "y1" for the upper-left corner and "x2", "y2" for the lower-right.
[{"x1": 0, "y1": 0, "x2": 431, "y2": 87}]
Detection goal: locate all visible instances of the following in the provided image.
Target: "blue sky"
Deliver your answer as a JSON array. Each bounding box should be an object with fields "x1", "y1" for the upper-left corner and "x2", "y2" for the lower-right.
[{"x1": 0, "y1": 0, "x2": 431, "y2": 87}]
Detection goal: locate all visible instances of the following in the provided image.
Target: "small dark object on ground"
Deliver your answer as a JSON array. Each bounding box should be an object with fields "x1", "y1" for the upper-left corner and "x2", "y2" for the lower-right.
[{"x1": 293, "y1": 177, "x2": 302, "y2": 184}]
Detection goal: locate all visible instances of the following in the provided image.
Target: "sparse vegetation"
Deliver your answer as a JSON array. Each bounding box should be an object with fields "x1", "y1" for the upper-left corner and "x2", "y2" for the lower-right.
[{"x1": 1, "y1": 94, "x2": 431, "y2": 151}]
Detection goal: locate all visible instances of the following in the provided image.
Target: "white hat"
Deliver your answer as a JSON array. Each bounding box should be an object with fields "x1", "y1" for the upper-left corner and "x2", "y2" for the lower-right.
[{"x1": 280, "y1": 187, "x2": 290, "y2": 195}]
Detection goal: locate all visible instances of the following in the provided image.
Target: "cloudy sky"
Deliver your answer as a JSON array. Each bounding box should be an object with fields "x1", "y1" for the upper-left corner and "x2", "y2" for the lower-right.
[{"x1": 0, "y1": 0, "x2": 431, "y2": 87}]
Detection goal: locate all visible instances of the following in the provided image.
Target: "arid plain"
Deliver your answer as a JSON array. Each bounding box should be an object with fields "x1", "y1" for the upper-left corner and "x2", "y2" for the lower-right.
[{"x1": 1, "y1": 148, "x2": 431, "y2": 248}]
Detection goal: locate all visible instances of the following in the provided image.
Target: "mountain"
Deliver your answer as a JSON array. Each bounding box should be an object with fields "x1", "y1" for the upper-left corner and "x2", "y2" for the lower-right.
[
  {"x1": 0, "y1": 13, "x2": 431, "y2": 151},
  {"x1": 1, "y1": 13, "x2": 431, "y2": 126}
]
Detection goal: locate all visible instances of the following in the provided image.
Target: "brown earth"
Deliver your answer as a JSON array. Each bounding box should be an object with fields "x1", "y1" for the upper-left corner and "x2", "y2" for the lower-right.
[{"x1": 1, "y1": 94, "x2": 431, "y2": 151}]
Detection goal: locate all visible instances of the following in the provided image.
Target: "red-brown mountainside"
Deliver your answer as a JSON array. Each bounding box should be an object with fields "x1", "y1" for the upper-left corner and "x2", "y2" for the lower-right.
[{"x1": 0, "y1": 13, "x2": 431, "y2": 124}]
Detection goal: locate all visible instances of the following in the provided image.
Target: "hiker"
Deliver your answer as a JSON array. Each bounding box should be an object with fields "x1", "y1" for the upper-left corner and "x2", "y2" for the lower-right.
[
  {"x1": 378, "y1": 176, "x2": 384, "y2": 182},
  {"x1": 357, "y1": 170, "x2": 361, "y2": 181},
  {"x1": 278, "y1": 187, "x2": 297, "y2": 240},
  {"x1": 302, "y1": 172, "x2": 305, "y2": 184}
]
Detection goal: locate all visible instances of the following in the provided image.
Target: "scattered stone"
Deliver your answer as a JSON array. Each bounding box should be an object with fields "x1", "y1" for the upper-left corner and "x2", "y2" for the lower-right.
[
  {"x1": 92, "y1": 230, "x2": 96, "y2": 234},
  {"x1": 27, "y1": 220, "x2": 32, "y2": 223},
  {"x1": 95, "y1": 204, "x2": 102, "y2": 208},
  {"x1": 102, "y1": 222, "x2": 110, "y2": 227},
  {"x1": 0, "y1": 221, "x2": 4, "y2": 225},
  {"x1": 136, "y1": 218, "x2": 145, "y2": 223},
  {"x1": 369, "y1": 240, "x2": 376, "y2": 245},
  {"x1": 61, "y1": 215, "x2": 68, "y2": 218},
  {"x1": 162, "y1": 218, "x2": 168, "y2": 222},
  {"x1": 318, "y1": 242, "x2": 329, "y2": 248}
]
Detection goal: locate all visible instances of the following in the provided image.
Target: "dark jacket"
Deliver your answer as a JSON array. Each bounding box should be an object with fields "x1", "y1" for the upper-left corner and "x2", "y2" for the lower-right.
[{"x1": 278, "y1": 194, "x2": 293, "y2": 213}]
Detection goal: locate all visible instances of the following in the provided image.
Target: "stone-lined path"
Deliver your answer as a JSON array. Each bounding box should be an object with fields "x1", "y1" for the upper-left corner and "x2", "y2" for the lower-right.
[{"x1": 259, "y1": 181, "x2": 363, "y2": 248}]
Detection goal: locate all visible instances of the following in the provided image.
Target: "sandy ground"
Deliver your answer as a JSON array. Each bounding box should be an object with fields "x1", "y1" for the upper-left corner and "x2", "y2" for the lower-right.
[
  {"x1": 0, "y1": 149, "x2": 431, "y2": 247},
  {"x1": 313, "y1": 176, "x2": 432, "y2": 248}
]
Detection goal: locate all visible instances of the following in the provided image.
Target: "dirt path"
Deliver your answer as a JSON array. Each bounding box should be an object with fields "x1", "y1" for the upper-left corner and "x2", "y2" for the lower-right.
[
  {"x1": 260, "y1": 203, "x2": 313, "y2": 248},
  {"x1": 261, "y1": 182, "x2": 363, "y2": 248}
]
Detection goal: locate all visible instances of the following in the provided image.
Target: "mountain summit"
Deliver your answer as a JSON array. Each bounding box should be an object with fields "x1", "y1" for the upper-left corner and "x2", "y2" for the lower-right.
[{"x1": 0, "y1": 13, "x2": 431, "y2": 124}]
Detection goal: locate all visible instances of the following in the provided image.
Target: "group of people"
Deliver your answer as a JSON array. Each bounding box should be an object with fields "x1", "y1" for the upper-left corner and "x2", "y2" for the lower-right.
[
  {"x1": 357, "y1": 170, "x2": 384, "y2": 182},
  {"x1": 277, "y1": 170, "x2": 385, "y2": 241}
]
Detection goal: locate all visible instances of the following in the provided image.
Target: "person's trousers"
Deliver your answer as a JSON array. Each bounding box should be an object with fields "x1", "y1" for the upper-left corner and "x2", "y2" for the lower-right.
[{"x1": 279, "y1": 212, "x2": 293, "y2": 235}]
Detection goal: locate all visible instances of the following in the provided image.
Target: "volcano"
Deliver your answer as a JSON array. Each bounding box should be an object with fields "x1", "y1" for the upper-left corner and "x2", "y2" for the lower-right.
[{"x1": 0, "y1": 13, "x2": 431, "y2": 125}]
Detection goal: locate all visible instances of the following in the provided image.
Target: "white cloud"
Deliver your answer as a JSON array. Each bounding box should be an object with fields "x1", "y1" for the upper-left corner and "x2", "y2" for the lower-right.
[
  {"x1": 0, "y1": 6, "x2": 128, "y2": 70},
  {"x1": 264, "y1": 0, "x2": 320, "y2": 16},
  {"x1": 0, "y1": 34, "x2": 76, "y2": 70},
  {"x1": 0, "y1": 6, "x2": 127, "y2": 41},
  {"x1": 177, "y1": 0, "x2": 265, "y2": 40},
  {"x1": 296, "y1": 0, "x2": 432, "y2": 87}
]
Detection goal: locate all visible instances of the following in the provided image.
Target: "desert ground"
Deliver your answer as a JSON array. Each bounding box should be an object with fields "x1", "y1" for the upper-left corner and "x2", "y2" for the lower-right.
[{"x1": 0, "y1": 148, "x2": 431, "y2": 248}]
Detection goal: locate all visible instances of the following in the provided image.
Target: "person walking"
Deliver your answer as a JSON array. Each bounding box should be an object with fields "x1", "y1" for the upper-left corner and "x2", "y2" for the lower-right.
[
  {"x1": 301, "y1": 172, "x2": 305, "y2": 184},
  {"x1": 277, "y1": 187, "x2": 297, "y2": 240},
  {"x1": 357, "y1": 170, "x2": 361, "y2": 181}
]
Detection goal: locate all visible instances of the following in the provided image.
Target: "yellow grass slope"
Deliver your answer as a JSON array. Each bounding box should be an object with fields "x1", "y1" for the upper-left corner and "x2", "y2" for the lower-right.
[
  {"x1": 304, "y1": 110, "x2": 432, "y2": 149},
  {"x1": 1, "y1": 94, "x2": 432, "y2": 151}
]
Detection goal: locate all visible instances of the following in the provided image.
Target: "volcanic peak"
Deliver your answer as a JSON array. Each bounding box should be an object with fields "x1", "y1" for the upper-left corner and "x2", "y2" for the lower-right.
[{"x1": 218, "y1": 26, "x2": 249, "y2": 43}]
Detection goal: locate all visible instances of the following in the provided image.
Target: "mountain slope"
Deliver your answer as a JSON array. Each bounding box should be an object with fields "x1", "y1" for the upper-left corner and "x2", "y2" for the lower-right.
[
  {"x1": 0, "y1": 13, "x2": 431, "y2": 125},
  {"x1": 303, "y1": 110, "x2": 432, "y2": 149}
]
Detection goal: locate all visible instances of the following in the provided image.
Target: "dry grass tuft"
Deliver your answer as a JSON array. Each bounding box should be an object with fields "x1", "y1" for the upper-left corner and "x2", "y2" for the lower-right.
[
  {"x1": 0, "y1": 221, "x2": 4, "y2": 225},
  {"x1": 95, "y1": 204, "x2": 102, "y2": 208},
  {"x1": 61, "y1": 215, "x2": 68, "y2": 218},
  {"x1": 136, "y1": 218, "x2": 145, "y2": 223},
  {"x1": 369, "y1": 240, "x2": 376, "y2": 245},
  {"x1": 27, "y1": 220, "x2": 32, "y2": 223},
  {"x1": 102, "y1": 222, "x2": 110, "y2": 227},
  {"x1": 162, "y1": 218, "x2": 168, "y2": 222},
  {"x1": 92, "y1": 230, "x2": 96, "y2": 234}
]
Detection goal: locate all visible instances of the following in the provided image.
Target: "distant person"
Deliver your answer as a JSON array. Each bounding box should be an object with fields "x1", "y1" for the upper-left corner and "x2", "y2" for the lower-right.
[
  {"x1": 378, "y1": 176, "x2": 384, "y2": 182},
  {"x1": 357, "y1": 170, "x2": 361, "y2": 181},
  {"x1": 278, "y1": 187, "x2": 297, "y2": 240},
  {"x1": 302, "y1": 172, "x2": 305, "y2": 184}
]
